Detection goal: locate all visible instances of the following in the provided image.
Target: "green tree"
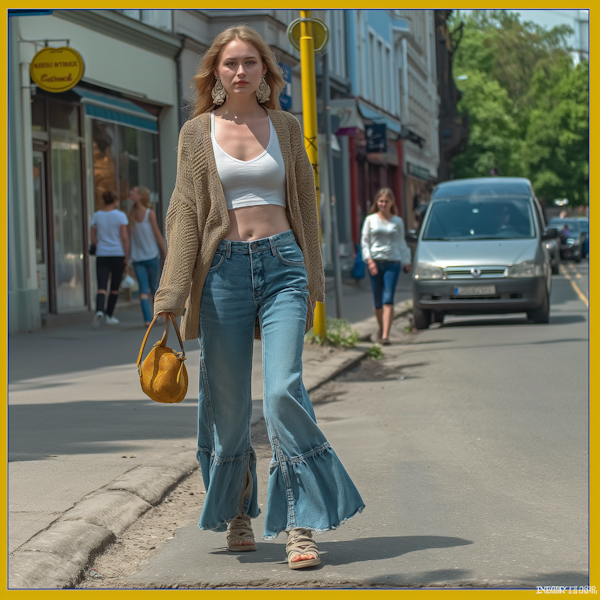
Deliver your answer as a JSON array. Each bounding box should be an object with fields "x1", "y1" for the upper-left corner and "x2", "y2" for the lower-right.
[
  {"x1": 449, "y1": 10, "x2": 588, "y2": 206},
  {"x1": 524, "y1": 59, "x2": 589, "y2": 205},
  {"x1": 452, "y1": 70, "x2": 523, "y2": 178}
]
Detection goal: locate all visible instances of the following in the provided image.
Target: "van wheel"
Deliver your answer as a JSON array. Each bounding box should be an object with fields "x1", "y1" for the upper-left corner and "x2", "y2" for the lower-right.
[
  {"x1": 413, "y1": 307, "x2": 431, "y2": 330},
  {"x1": 527, "y1": 290, "x2": 550, "y2": 324},
  {"x1": 574, "y1": 253, "x2": 582, "y2": 263},
  {"x1": 551, "y1": 262, "x2": 559, "y2": 275}
]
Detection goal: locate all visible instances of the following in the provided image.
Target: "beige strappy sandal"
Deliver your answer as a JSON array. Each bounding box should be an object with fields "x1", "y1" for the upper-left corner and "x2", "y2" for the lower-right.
[
  {"x1": 286, "y1": 527, "x2": 321, "y2": 569},
  {"x1": 226, "y1": 512, "x2": 257, "y2": 552},
  {"x1": 226, "y1": 469, "x2": 257, "y2": 552}
]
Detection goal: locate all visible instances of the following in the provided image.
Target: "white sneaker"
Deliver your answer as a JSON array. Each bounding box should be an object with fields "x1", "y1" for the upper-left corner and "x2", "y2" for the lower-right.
[
  {"x1": 105, "y1": 315, "x2": 119, "y2": 325},
  {"x1": 92, "y1": 311, "x2": 104, "y2": 329}
]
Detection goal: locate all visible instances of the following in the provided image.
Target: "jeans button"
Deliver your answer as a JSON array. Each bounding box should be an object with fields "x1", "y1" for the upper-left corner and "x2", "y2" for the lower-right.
[{"x1": 251, "y1": 243, "x2": 257, "y2": 250}]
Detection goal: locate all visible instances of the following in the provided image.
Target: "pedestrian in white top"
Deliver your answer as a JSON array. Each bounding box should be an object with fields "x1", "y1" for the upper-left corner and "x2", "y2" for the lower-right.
[
  {"x1": 360, "y1": 187, "x2": 412, "y2": 344},
  {"x1": 90, "y1": 190, "x2": 129, "y2": 328},
  {"x1": 127, "y1": 186, "x2": 167, "y2": 326}
]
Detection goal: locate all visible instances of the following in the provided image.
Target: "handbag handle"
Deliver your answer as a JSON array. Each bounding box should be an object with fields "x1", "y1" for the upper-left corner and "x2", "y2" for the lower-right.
[{"x1": 137, "y1": 313, "x2": 186, "y2": 378}]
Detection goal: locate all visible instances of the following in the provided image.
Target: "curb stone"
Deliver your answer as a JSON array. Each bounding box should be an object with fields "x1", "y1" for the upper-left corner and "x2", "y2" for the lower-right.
[
  {"x1": 8, "y1": 300, "x2": 413, "y2": 589},
  {"x1": 9, "y1": 521, "x2": 115, "y2": 589},
  {"x1": 8, "y1": 452, "x2": 197, "y2": 589}
]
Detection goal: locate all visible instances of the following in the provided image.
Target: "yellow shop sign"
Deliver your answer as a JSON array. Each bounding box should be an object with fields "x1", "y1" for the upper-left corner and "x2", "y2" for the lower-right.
[{"x1": 30, "y1": 46, "x2": 84, "y2": 93}]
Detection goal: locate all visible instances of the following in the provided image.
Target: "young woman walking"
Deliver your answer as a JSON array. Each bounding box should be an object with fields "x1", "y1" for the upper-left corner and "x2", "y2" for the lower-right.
[
  {"x1": 90, "y1": 190, "x2": 129, "y2": 328},
  {"x1": 153, "y1": 25, "x2": 364, "y2": 569},
  {"x1": 360, "y1": 188, "x2": 412, "y2": 344},
  {"x1": 128, "y1": 186, "x2": 167, "y2": 326}
]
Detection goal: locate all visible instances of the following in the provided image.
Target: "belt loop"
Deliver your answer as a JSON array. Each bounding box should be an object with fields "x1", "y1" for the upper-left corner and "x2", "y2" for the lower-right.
[
  {"x1": 269, "y1": 236, "x2": 277, "y2": 256},
  {"x1": 226, "y1": 240, "x2": 231, "y2": 259}
]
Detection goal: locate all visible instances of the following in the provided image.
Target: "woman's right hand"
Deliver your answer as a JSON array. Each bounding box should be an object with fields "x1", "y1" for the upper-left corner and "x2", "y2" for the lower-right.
[
  {"x1": 367, "y1": 259, "x2": 378, "y2": 276},
  {"x1": 158, "y1": 311, "x2": 174, "y2": 321}
]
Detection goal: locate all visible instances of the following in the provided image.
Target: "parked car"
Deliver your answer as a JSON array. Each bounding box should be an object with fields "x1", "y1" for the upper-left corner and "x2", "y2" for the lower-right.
[
  {"x1": 410, "y1": 177, "x2": 557, "y2": 329},
  {"x1": 547, "y1": 218, "x2": 585, "y2": 263},
  {"x1": 575, "y1": 217, "x2": 589, "y2": 258}
]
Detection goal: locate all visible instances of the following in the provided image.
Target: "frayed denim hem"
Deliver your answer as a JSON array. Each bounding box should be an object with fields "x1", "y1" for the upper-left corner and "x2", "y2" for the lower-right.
[
  {"x1": 197, "y1": 507, "x2": 262, "y2": 534},
  {"x1": 261, "y1": 503, "x2": 366, "y2": 540}
]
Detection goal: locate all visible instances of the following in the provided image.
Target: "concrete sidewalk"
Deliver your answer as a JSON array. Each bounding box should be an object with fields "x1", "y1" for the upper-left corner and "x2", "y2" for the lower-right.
[{"x1": 8, "y1": 276, "x2": 412, "y2": 589}]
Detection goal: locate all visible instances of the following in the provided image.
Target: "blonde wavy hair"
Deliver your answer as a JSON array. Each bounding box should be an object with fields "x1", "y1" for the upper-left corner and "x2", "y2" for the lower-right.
[
  {"x1": 190, "y1": 24, "x2": 285, "y2": 118},
  {"x1": 369, "y1": 188, "x2": 398, "y2": 215},
  {"x1": 128, "y1": 186, "x2": 152, "y2": 231}
]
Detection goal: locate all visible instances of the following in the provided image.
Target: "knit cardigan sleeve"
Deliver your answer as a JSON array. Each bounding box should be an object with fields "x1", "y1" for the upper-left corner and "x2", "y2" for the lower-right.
[
  {"x1": 153, "y1": 120, "x2": 199, "y2": 318},
  {"x1": 287, "y1": 114, "x2": 326, "y2": 303}
]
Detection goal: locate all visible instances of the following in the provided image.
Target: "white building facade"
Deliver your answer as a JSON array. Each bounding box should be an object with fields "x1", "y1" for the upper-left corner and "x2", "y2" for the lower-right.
[{"x1": 9, "y1": 10, "x2": 181, "y2": 333}]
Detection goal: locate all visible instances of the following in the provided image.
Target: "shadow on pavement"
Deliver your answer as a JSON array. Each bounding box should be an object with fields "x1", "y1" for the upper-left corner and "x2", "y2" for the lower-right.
[
  {"x1": 513, "y1": 571, "x2": 590, "y2": 588},
  {"x1": 441, "y1": 313, "x2": 586, "y2": 329},
  {"x1": 364, "y1": 568, "x2": 472, "y2": 587},
  {"x1": 9, "y1": 308, "x2": 170, "y2": 383},
  {"x1": 546, "y1": 315, "x2": 587, "y2": 325},
  {"x1": 8, "y1": 398, "x2": 198, "y2": 461},
  {"x1": 228, "y1": 535, "x2": 473, "y2": 567},
  {"x1": 410, "y1": 339, "x2": 456, "y2": 345},
  {"x1": 441, "y1": 317, "x2": 530, "y2": 328}
]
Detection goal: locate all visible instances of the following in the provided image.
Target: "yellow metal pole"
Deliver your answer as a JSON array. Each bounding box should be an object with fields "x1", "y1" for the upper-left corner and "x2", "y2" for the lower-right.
[{"x1": 299, "y1": 10, "x2": 326, "y2": 338}]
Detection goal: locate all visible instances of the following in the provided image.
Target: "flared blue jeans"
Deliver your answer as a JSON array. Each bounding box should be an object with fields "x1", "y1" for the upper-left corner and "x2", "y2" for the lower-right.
[{"x1": 196, "y1": 230, "x2": 365, "y2": 539}]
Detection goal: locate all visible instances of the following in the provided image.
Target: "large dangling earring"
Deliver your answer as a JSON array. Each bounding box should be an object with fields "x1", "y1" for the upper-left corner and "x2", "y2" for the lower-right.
[
  {"x1": 256, "y1": 75, "x2": 271, "y2": 103},
  {"x1": 211, "y1": 77, "x2": 226, "y2": 105}
]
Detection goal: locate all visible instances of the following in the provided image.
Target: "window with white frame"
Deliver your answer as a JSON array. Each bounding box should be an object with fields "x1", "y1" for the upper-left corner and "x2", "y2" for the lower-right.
[
  {"x1": 385, "y1": 46, "x2": 392, "y2": 112},
  {"x1": 356, "y1": 12, "x2": 364, "y2": 96},
  {"x1": 377, "y1": 39, "x2": 384, "y2": 106},
  {"x1": 334, "y1": 10, "x2": 346, "y2": 78},
  {"x1": 118, "y1": 10, "x2": 173, "y2": 33},
  {"x1": 369, "y1": 32, "x2": 376, "y2": 103},
  {"x1": 367, "y1": 27, "x2": 394, "y2": 111}
]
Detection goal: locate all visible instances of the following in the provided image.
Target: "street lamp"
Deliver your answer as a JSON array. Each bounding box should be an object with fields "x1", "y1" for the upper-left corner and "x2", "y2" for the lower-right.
[{"x1": 287, "y1": 12, "x2": 330, "y2": 337}]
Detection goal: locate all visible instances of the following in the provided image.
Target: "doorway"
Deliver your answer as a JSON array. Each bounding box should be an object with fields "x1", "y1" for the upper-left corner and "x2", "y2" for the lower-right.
[{"x1": 32, "y1": 151, "x2": 49, "y2": 315}]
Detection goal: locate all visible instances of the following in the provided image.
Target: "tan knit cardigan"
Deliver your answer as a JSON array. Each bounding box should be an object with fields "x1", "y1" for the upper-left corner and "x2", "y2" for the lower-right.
[{"x1": 153, "y1": 109, "x2": 325, "y2": 342}]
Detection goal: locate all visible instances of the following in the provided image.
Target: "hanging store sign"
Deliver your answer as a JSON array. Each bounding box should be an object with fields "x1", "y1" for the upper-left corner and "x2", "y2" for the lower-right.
[
  {"x1": 366, "y1": 123, "x2": 387, "y2": 153},
  {"x1": 30, "y1": 46, "x2": 84, "y2": 93}
]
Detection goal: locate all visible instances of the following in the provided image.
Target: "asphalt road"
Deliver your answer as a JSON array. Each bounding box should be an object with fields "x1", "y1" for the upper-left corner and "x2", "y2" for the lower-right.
[{"x1": 114, "y1": 260, "x2": 589, "y2": 589}]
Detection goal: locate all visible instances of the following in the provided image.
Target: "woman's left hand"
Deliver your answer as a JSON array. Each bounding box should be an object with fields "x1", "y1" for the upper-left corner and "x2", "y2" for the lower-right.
[{"x1": 403, "y1": 263, "x2": 412, "y2": 273}]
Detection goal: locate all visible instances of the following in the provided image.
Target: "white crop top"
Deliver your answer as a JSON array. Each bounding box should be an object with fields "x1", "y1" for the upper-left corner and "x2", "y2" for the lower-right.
[{"x1": 211, "y1": 112, "x2": 286, "y2": 210}]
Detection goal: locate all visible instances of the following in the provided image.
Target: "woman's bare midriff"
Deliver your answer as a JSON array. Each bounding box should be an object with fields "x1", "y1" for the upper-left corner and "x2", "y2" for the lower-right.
[{"x1": 225, "y1": 205, "x2": 291, "y2": 241}]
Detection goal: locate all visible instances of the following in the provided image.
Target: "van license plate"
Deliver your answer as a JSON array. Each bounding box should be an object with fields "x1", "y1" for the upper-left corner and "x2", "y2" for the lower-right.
[{"x1": 454, "y1": 286, "x2": 496, "y2": 296}]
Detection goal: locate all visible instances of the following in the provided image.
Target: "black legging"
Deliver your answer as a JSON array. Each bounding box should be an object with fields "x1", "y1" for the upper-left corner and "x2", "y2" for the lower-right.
[{"x1": 96, "y1": 256, "x2": 125, "y2": 316}]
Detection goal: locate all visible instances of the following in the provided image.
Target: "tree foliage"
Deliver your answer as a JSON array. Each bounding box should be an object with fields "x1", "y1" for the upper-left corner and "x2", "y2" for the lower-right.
[{"x1": 450, "y1": 10, "x2": 588, "y2": 206}]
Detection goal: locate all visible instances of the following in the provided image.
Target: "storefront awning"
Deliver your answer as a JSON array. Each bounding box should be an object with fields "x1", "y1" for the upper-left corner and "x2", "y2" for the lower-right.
[
  {"x1": 74, "y1": 86, "x2": 158, "y2": 133},
  {"x1": 329, "y1": 98, "x2": 365, "y2": 135},
  {"x1": 357, "y1": 101, "x2": 401, "y2": 135}
]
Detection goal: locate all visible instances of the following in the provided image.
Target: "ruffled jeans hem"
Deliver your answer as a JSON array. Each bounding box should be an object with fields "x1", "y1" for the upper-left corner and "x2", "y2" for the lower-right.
[{"x1": 261, "y1": 503, "x2": 366, "y2": 540}]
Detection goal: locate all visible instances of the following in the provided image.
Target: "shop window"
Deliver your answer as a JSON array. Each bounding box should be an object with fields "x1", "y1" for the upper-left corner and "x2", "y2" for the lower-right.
[
  {"x1": 49, "y1": 101, "x2": 85, "y2": 312},
  {"x1": 49, "y1": 101, "x2": 79, "y2": 135},
  {"x1": 91, "y1": 119, "x2": 159, "y2": 213}
]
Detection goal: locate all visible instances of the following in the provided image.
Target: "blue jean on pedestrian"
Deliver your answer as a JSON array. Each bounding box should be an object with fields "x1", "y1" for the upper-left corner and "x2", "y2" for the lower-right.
[
  {"x1": 196, "y1": 230, "x2": 365, "y2": 539},
  {"x1": 369, "y1": 260, "x2": 401, "y2": 309},
  {"x1": 133, "y1": 256, "x2": 160, "y2": 323}
]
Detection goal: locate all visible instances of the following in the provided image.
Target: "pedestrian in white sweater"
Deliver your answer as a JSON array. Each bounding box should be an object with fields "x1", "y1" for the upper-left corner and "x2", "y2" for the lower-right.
[{"x1": 360, "y1": 187, "x2": 412, "y2": 344}]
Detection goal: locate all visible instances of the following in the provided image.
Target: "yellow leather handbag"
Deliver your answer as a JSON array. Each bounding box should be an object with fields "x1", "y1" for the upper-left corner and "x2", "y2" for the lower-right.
[{"x1": 137, "y1": 313, "x2": 188, "y2": 404}]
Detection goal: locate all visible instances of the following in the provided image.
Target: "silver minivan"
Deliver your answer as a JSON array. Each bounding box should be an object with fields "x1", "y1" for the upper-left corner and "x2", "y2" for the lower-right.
[{"x1": 411, "y1": 177, "x2": 558, "y2": 329}]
